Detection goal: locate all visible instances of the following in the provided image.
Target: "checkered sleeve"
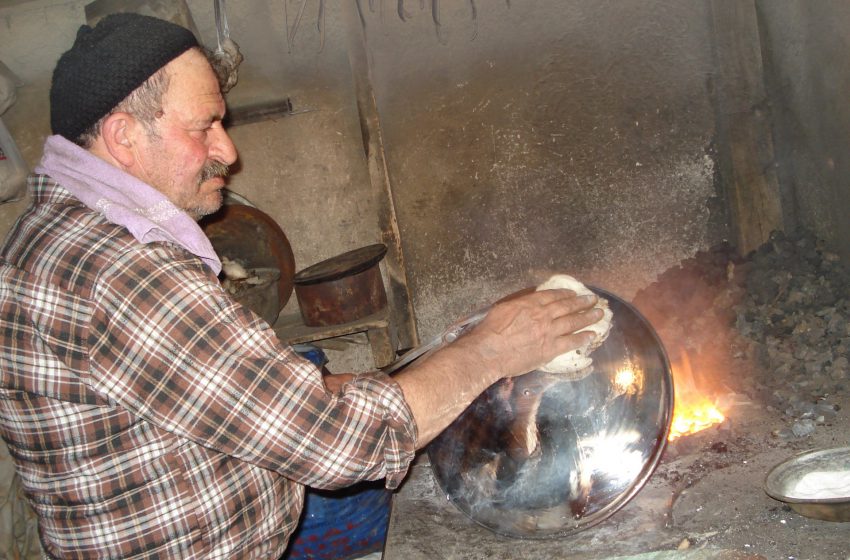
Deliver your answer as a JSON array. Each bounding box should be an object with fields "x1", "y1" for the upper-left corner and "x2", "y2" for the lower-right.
[{"x1": 87, "y1": 244, "x2": 417, "y2": 489}]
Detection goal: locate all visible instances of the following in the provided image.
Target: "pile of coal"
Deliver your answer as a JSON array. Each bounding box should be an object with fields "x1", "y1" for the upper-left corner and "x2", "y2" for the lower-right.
[
  {"x1": 633, "y1": 229, "x2": 850, "y2": 440},
  {"x1": 733, "y1": 230, "x2": 849, "y2": 438}
]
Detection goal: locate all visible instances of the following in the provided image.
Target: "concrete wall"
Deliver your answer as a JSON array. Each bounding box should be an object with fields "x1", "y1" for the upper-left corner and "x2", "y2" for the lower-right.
[
  {"x1": 756, "y1": 0, "x2": 850, "y2": 262},
  {"x1": 0, "y1": 0, "x2": 382, "y2": 304},
  {"x1": 0, "y1": 0, "x2": 385, "y2": 369},
  {"x1": 1, "y1": 0, "x2": 727, "y2": 350},
  {"x1": 363, "y1": 0, "x2": 723, "y2": 337}
]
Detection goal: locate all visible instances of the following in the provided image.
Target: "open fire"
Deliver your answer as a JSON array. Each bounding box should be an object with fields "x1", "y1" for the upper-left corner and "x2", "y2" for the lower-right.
[{"x1": 667, "y1": 352, "x2": 726, "y2": 441}]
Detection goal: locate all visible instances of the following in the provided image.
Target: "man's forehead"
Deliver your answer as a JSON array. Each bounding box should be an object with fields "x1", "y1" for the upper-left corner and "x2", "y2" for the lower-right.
[
  {"x1": 163, "y1": 51, "x2": 225, "y2": 109},
  {"x1": 167, "y1": 50, "x2": 214, "y2": 77}
]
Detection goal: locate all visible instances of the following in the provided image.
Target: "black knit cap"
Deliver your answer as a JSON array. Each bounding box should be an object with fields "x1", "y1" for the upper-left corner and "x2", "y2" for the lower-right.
[{"x1": 50, "y1": 12, "x2": 199, "y2": 141}]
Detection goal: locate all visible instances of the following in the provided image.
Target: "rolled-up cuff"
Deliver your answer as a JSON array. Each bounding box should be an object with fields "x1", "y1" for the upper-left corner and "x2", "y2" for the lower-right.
[{"x1": 351, "y1": 371, "x2": 418, "y2": 489}]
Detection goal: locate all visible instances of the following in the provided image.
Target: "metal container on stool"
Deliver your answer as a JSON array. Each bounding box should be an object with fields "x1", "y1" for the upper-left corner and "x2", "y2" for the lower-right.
[{"x1": 294, "y1": 244, "x2": 388, "y2": 327}]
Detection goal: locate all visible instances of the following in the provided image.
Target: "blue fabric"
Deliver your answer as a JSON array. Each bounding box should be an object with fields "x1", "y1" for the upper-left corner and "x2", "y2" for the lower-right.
[{"x1": 284, "y1": 346, "x2": 391, "y2": 560}]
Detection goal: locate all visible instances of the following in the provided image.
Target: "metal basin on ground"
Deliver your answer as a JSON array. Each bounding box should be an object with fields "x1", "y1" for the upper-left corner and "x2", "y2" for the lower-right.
[{"x1": 765, "y1": 446, "x2": 850, "y2": 522}]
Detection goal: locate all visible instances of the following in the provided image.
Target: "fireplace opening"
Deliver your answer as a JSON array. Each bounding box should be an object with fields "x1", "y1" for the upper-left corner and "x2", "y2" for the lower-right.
[{"x1": 634, "y1": 228, "x2": 849, "y2": 446}]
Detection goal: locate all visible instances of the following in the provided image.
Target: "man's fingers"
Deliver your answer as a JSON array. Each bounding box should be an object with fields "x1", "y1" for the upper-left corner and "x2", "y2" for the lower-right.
[
  {"x1": 542, "y1": 291, "x2": 600, "y2": 325},
  {"x1": 461, "y1": 286, "x2": 607, "y2": 379},
  {"x1": 552, "y1": 305, "x2": 603, "y2": 335},
  {"x1": 558, "y1": 328, "x2": 598, "y2": 350},
  {"x1": 530, "y1": 287, "x2": 580, "y2": 306}
]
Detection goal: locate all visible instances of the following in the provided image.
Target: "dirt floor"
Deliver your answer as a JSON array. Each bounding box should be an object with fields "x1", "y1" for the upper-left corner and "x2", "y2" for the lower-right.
[
  {"x1": 383, "y1": 232, "x2": 850, "y2": 560},
  {"x1": 383, "y1": 388, "x2": 850, "y2": 559}
]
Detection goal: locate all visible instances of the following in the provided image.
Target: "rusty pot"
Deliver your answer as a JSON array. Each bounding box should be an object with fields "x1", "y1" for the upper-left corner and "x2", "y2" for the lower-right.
[
  {"x1": 294, "y1": 244, "x2": 388, "y2": 327},
  {"x1": 200, "y1": 202, "x2": 296, "y2": 311}
]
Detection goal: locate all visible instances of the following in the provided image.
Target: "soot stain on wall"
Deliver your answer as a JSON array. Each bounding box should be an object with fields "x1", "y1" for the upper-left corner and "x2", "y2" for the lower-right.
[{"x1": 364, "y1": 1, "x2": 726, "y2": 337}]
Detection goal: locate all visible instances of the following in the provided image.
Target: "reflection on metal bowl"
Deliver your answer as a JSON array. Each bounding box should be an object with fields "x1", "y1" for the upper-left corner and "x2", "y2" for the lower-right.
[
  {"x1": 200, "y1": 200, "x2": 295, "y2": 312},
  {"x1": 427, "y1": 287, "x2": 674, "y2": 539},
  {"x1": 224, "y1": 267, "x2": 281, "y2": 325},
  {"x1": 765, "y1": 447, "x2": 850, "y2": 522}
]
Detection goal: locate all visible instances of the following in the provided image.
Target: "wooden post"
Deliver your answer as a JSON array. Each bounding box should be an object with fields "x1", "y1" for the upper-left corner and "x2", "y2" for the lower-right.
[
  {"x1": 710, "y1": 0, "x2": 784, "y2": 255},
  {"x1": 344, "y1": 4, "x2": 419, "y2": 352}
]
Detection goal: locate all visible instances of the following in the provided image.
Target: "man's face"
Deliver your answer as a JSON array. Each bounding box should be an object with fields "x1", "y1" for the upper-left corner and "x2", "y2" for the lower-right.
[{"x1": 132, "y1": 49, "x2": 237, "y2": 220}]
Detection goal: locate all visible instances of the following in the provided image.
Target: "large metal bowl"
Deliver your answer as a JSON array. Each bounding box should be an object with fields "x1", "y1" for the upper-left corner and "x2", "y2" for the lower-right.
[
  {"x1": 765, "y1": 447, "x2": 850, "y2": 522},
  {"x1": 200, "y1": 197, "x2": 295, "y2": 312},
  {"x1": 427, "y1": 287, "x2": 673, "y2": 539}
]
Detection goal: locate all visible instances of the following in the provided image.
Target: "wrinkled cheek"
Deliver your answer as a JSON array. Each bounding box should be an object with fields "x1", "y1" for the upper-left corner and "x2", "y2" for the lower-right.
[
  {"x1": 188, "y1": 150, "x2": 207, "y2": 173},
  {"x1": 179, "y1": 152, "x2": 207, "y2": 185}
]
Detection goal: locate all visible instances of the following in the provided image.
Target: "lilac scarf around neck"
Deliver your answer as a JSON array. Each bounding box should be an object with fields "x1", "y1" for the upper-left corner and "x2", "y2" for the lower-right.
[{"x1": 35, "y1": 135, "x2": 222, "y2": 275}]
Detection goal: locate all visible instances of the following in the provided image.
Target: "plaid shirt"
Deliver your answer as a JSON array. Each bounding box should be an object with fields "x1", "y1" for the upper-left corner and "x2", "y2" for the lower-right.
[{"x1": 0, "y1": 175, "x2": 417, "y2": 559}]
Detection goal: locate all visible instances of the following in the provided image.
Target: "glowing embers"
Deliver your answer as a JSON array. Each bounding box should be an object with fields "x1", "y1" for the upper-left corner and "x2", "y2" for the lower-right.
[{"x1": 668, "y1": 351, "x2": 726, "y2": 441}]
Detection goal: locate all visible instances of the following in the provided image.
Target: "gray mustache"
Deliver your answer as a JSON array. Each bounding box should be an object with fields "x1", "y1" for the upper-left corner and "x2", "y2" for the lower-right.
[{"x1": 200, "y1": 161, "x2": 230, "y2": 182}]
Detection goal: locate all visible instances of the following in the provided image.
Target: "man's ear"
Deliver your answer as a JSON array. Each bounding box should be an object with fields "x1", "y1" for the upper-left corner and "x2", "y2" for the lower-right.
[{"x1": 100, "y1": 112, "x2": 136, "y2": 168}]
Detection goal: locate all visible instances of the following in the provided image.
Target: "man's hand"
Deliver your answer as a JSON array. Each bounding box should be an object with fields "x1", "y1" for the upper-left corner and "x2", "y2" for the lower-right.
[
  {"x1": 323, "y1": 373, "x2": 356, "y2": 395},
  {"x1": 395, "y1": 287, "x2": 603, "y2": 447},
  {"x1": 459, "y1": 288, "x2": 603, "y2": 379}
]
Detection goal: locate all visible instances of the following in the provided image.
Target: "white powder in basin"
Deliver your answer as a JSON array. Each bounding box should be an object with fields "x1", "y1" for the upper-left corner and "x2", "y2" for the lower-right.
[{"x1": 789, "y1": 470, "x2": 850, "y2": 500}]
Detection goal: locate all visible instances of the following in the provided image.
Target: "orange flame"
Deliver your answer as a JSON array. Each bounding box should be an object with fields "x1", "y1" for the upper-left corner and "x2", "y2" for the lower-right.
[{"x1": 668, "y1": 352, "x2": 726, "y2": 441}]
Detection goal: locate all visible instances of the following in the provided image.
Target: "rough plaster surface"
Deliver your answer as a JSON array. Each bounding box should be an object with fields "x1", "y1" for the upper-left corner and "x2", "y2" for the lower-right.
[
  {"x1": 363, "y1": 0, "x2": 724, "y2": 339},
  {"x1": 2, "y1": 2, "x2": 850, "y2": 351},
  {"x1": 0, "y1": 1, "x2": 384, "y2": 374},
  {"x1": 0, "y1": 0, "x2": 729, "y2": 353},
  {"x1": 0, "y1": 1, "x2": 86, "y2": 239}
]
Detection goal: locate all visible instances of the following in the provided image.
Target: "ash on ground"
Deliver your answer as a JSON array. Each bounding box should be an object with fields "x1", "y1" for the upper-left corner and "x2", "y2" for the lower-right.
[{"x1": 632, "y1": 229, "x2": 850, "y2": 442}]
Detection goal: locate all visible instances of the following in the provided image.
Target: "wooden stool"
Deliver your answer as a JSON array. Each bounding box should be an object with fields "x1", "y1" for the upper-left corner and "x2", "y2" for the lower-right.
[{"x1": 273, "y1": 308, "x2": 395, "y2": 369}]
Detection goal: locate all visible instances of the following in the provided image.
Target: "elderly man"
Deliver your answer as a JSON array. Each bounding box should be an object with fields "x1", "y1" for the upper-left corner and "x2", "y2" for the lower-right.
[{"x1": 0, "y1": 13, "x2": 601, "y2": 559}]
